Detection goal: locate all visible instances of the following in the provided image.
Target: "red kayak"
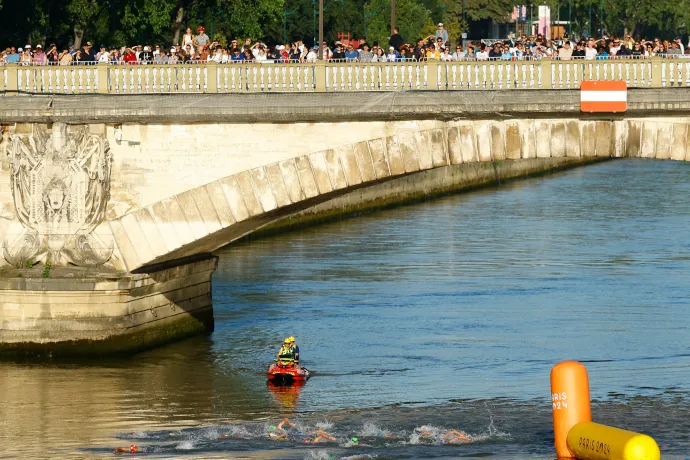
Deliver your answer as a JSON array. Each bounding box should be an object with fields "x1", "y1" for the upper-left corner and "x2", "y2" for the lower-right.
[{"x1": 267, "y1": 362, "x2": 310, "y2": 382}]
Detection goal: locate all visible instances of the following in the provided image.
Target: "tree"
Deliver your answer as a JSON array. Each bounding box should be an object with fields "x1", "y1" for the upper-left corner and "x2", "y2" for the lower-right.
[
  {"x1": 199, "y1": 0, "x2": 284, "y2": 42},
  {"x1": 364, "y1": 0, "x2": 432, "y2": 47}
]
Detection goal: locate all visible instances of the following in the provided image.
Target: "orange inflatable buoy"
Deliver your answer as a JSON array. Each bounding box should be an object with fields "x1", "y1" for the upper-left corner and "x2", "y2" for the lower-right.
[{"x1": 551, "y1": 361, "x2": 592, "y2": 458}]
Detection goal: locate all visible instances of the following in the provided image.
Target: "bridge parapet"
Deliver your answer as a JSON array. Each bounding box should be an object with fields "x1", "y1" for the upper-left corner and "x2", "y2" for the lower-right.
[{"x1": 1, "y1": 58, "x2": 688, "y2": 95}]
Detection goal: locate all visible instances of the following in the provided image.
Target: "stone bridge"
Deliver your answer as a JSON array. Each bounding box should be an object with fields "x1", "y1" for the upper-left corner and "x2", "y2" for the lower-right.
[{"x1": 1, "y1": 89, "x2": 690, "y2": 355}]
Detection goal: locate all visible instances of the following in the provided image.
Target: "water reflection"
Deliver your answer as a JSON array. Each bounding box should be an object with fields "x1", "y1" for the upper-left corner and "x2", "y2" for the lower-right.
[{"x1": 266, "y1": 380, "x2": 307, "y2": 413}]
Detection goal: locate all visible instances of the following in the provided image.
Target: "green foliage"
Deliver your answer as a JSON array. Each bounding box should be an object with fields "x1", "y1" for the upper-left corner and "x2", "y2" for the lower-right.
[
  {"x1": 364, "y1": 0, "x2": 432, "y2": 47},
  {"x1": 42, "y1": 260, "x2": 51, "y2": 278},
  {"x1": 0, "y1": 0, "x2": 687, "y2": 48}
]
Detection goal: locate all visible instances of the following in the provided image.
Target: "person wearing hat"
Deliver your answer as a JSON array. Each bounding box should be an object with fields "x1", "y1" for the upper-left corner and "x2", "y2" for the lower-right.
[
  {"x1": 19, "y1": 47, "x2": 32, "y2": 64},
  {"x1": 139, "y1": 45, "x2": 154, "y2": 64},
  {"x1": 358, "y1": 43, "x2": 373, "y2": 62},
  {"x1": 97, "y1": 45, "x2": 110, "y2": 62},
  {"x1": 435, "y1": 22, "x2": 449, "y2": 46},
  {"x1": 275, "y1": 336, "x2": 299, "y2": 366},
  {"x1": 306, "y1": 45, "x2": 319, "y2": 62},
  {"x1": 32, "y1": 44, "x2": 47, "y2": 64},
  {"x1": 386, "y1": 45, "x2": 399, "y2": 62},
  {"x1": 331, "y1": 43, "x2": 345, "y2": 60},
  {"x1": 194, "y1": 26, "x2": 210, "y2": 49},
  {"x1": 80, "y1": 41, "x2": 95, "y2": 62}
]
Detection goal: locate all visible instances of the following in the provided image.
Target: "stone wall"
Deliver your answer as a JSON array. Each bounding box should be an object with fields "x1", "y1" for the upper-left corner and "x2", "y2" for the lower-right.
[{"x1": 0, "y1": 255, "x2": 217, "y2": 355}]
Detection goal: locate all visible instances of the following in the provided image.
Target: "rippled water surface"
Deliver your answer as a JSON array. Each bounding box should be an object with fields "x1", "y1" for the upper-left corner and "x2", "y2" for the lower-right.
[{"x1": 1, "y1": 159, "x2": 689, "y2": 459}]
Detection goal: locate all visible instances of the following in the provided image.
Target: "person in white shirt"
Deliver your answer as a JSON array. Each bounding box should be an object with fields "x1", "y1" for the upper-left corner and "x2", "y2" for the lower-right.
[
  {"x1": 452, "y1": 44, "x2": 465, "y2": 61},
  {"x1": 208, "y1": 46, "x2": 222, "y2": 62},
  {"x1": 306, "y1": 47, "x2": 319, "y2": 62},
  {"x1": 476, "y1": 44, "x2": 489, "y2": 61},
  {"x1": 182, "y1": 28, "x2": 194, "y2": 54},
  {"x1": 585, "y1": 40, "x2": 598, "y2": 60},
  {"x1": 386, "y1": 46, "x2": 398, "y2": 61},
  {"x1": 440, "y1": 47, "x2": 453, "y2": 61},
  {"x1": 96, "y1": 45, "x2": 110, "y2": 62}
]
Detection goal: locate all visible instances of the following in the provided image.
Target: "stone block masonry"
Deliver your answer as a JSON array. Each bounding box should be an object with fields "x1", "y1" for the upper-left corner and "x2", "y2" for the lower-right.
[{"x1": 0, "y1": 255, "x2": 217, "y2": 356}]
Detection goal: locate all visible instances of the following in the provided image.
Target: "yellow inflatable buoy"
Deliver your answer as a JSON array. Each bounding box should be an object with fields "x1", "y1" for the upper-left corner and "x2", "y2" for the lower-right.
[{"x1": 566, "y1": 421, "x2": 660, "y2": 460}]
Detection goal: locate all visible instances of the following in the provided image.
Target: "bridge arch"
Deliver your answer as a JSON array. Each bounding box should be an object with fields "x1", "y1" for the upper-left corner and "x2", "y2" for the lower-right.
[{"x1": 108, "y1": 117, "x2": 690, "y2": 273}]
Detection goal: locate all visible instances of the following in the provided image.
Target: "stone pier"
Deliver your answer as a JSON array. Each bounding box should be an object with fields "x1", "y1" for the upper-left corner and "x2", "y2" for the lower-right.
[{"x1": 0, "y1": 255, "x2": 216, "y2": 356}]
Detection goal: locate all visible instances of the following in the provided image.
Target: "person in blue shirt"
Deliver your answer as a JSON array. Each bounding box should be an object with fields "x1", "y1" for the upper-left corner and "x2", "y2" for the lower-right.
[
  {"x1": 595, "y1": 47, "x2": 609, "y2": 60},
  {"x1": 6, "y1": 47, "x2": 20, "y2": 63},
  {"x1": 501, "y1": 43, "x2": 513, "y2": 60},
  {"x1": 230, "y1": 48, "x2": 243, "y2": 61},
  {"x1": 344, "y1": 45, "x2": 359, "y2": 61}
]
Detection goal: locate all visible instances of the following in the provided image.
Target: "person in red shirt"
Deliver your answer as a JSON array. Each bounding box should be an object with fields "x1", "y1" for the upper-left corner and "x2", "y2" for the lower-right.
[{"x1": 122, "y1": 47, "x2": 137, "y2": 64}]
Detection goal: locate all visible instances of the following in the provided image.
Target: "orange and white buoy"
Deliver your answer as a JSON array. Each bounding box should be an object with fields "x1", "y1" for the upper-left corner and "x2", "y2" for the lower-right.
[{"x1": 551, "y1": 361, "x2": 592, "y2": 458}]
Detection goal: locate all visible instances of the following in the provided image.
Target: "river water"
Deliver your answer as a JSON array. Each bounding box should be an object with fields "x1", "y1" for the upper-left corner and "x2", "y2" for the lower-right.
[{"x1": 1, "y1": 159, "x2": 689, "y2": 459}]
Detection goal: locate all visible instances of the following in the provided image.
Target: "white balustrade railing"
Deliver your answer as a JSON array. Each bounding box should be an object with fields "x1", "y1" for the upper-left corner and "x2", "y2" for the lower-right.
[{"x1": 0, "y1": 58, "x2": 682, "y2": 94}]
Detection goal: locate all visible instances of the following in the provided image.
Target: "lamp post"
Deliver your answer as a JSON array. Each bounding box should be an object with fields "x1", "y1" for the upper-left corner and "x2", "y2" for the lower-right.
[
  {"x1": 318, "y1": 0, "x2": 324, "y2": 59},
  {"x1": 391, "y1": 0, "x2": 396, "y2": 33}
]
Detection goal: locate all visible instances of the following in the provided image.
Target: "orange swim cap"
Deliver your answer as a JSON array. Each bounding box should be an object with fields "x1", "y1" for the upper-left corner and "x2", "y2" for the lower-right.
[{"x1": 129, "y1": 445, "x2": 138, "y2": 452}]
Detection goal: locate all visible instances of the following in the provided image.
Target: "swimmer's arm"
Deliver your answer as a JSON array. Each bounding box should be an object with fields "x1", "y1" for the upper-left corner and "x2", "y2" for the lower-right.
[
  {"x1": 277, "y1": 418, "x2": 295, "y2": 429},
  {"x1": 446, "y1": 430, "x2": 473, "y2": 442}
]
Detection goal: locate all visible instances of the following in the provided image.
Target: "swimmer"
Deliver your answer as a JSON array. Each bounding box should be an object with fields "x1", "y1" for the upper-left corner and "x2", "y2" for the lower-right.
[
  {"x1": 277, "y1": 418, "x2": 296, "y2": 430},
  {"x1": 415, "y1": 428, "x2": 471, "y2": 444},
  {"x1": 349, "y1": 436, "x2": 371, "y2": 447},
  {"x1": 442, "y1": 429, "x2": 472, "y2": 444},
  {"x1": 113, "y1": 444, "x2": 139, "y2": 454},
  {"x1": 304, "y1": 429, "x2": 336, "y2": 443},
  {"x1": 416, "y1": 429, "x2": 437, "y2": 439},
  {"x1": 268, "y1": 432, "x2": 288, "y2": 440}
]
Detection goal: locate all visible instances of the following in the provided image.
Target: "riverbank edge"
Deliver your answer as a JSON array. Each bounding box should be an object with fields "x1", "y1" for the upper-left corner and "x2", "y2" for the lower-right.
[{"x1": 245, "y1": 156, "x2": 610, "y2": 240}]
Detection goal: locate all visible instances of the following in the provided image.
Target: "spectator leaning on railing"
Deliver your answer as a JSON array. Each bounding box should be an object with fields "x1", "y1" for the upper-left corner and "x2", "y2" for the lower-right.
[{"x1": 3, "y1": 29, "x2": 690, "y2": 66}]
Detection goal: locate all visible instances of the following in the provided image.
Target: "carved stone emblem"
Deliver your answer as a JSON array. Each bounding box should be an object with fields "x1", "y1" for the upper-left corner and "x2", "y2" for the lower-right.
[{"x1": 2, "y1": 123, "x2": 114, "y2": 267}]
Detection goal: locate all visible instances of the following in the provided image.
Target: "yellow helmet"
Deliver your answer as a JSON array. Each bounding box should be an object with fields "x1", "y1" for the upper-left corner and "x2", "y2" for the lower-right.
[
  {"x1": 288, "y1": 336, "x2": 295, "y2": 343},
  {"x1": 283, "y1": 337, "x2": 291, "y2": 344}
]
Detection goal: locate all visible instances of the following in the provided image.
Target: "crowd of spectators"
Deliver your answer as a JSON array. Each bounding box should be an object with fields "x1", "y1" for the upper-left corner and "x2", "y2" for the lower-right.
[{"x1": 2, "y1": 24, "x2": 690, "y2": 66}]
